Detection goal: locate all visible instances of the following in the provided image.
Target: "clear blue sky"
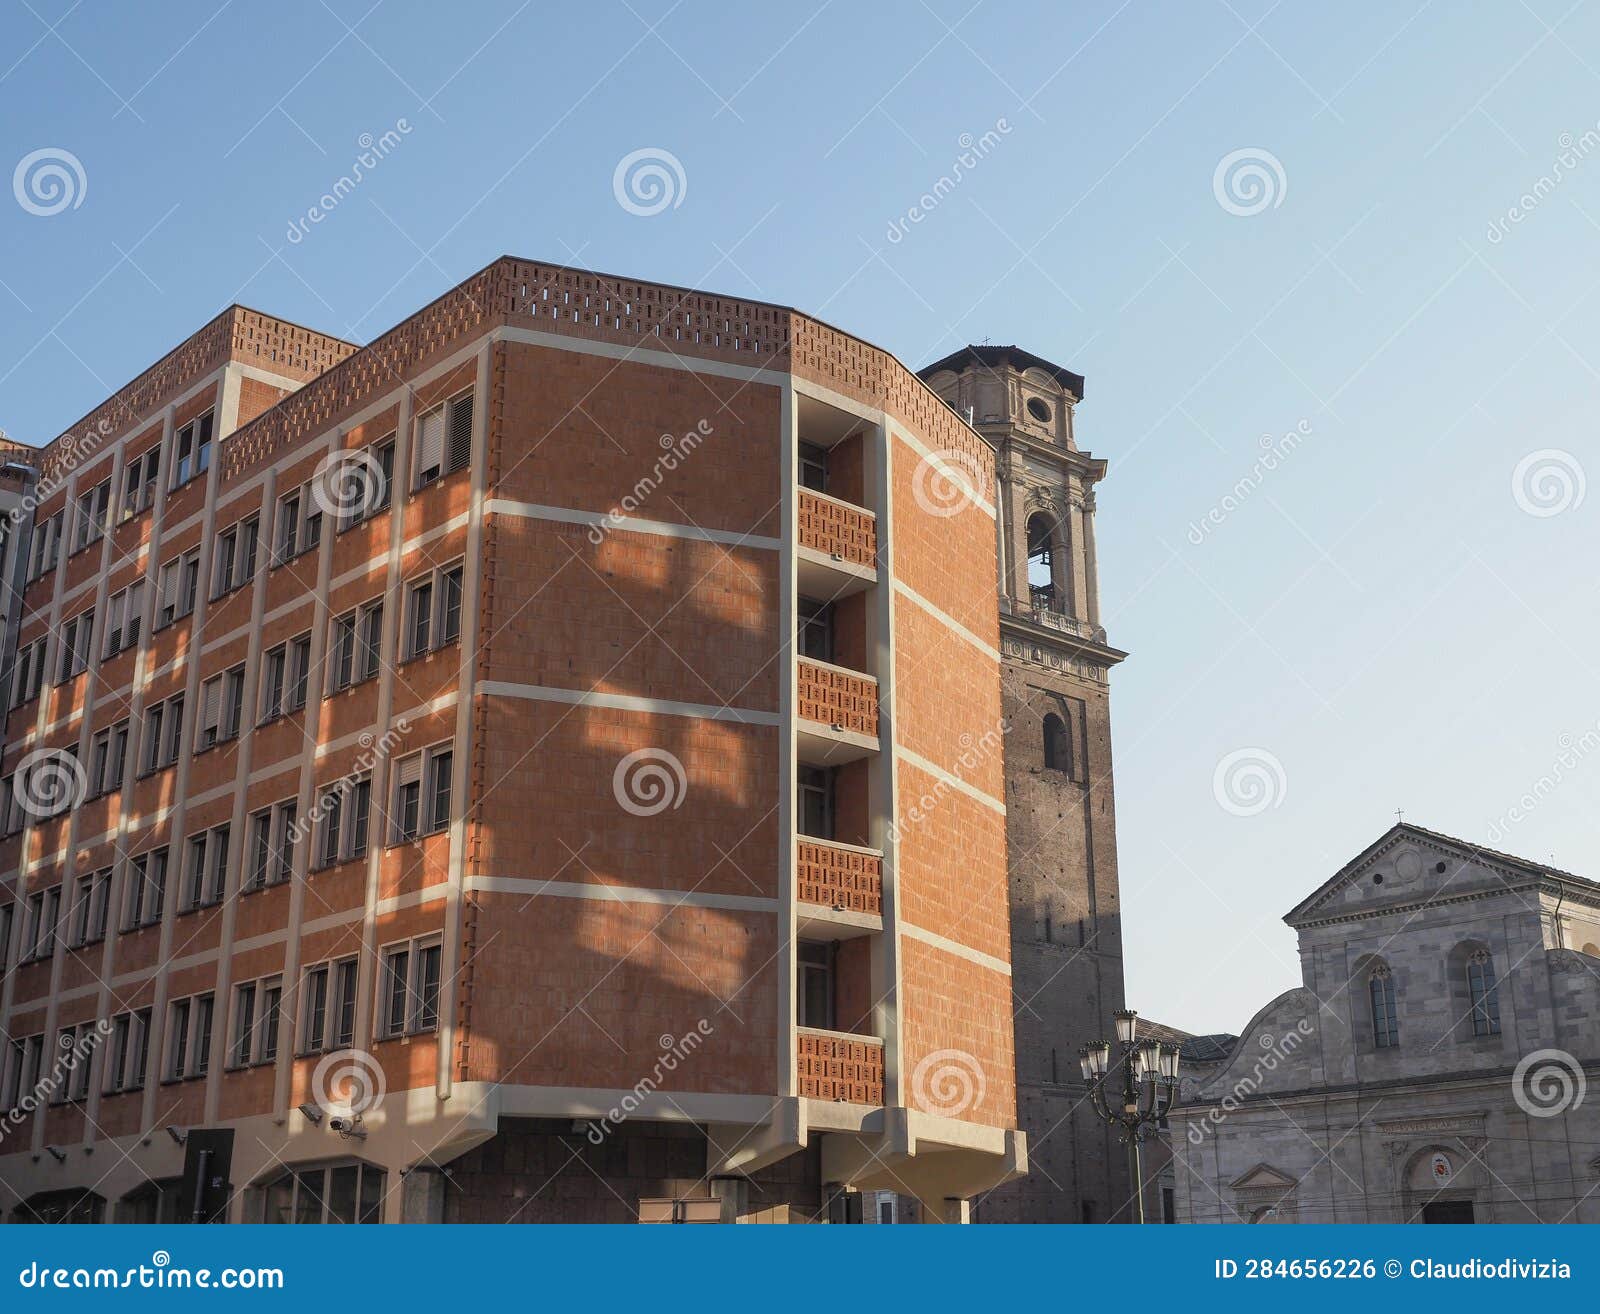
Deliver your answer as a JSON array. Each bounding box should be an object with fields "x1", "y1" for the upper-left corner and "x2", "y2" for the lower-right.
[{"x1": 2, "y1": 1, "x2": 1596, "y2": 1034}]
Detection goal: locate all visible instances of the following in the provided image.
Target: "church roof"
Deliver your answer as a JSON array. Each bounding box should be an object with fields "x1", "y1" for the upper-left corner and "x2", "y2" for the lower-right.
[{"x1": 917, "y1": 344, "x2": 1085, "y2": 399}]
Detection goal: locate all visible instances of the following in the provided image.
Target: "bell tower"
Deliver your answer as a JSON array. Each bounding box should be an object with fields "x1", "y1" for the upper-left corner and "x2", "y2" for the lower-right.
[{"x1": 919, "y1": 345, "x2": 1130, "y2": 1223}]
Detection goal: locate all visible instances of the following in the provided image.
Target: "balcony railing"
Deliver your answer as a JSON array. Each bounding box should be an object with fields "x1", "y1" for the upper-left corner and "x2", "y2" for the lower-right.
[
  {"x1": 797, "y1": 1029, "x2": 885, "y2": 1104},
  {"x1": 1000, "y1": 593, "x2": 1105, "y2": 642},
  {"x1": 797, "y1": 488, "x2": 876, "y2": 570},
  {"x1": 797, "y1": 658, "x2": 878, "y2": 738},
  {"x1": 796, "y1": 838, "x2": 882, "y2": 916}
]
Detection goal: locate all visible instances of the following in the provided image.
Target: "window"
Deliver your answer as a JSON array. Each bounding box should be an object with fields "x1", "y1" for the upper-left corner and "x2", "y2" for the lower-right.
[
  {"x1": 797, "y1": 940, "x2": 834, "y2": 1030},
  {"x1": 3, "y1": 1034, "x2": 45, "y2": 1111},
  {"x1": 245, "y1": 801, "x2": 298, "y2": 891},
  {"x1": 1026, "y1": 513, "x2": 1059, "y2": 610},
  {"x1": 11, "y1": 638, "x2": 46, "y2": 707},
  {"x1": 211, "y1": 516, "x2": 259, "y2": 597},
  {"x1": 121, "y1": 445, "x2": 160, "y2": 519},
  {"x1": 72, "y1": 478, "x2": 112, "y2": 553},
  {"x1": 123, "y1": 849, "x2": 168, "y2": 930},
  {"x1": 301, "y1": 957, "x2": 358, "y2": 1053},
  {"x1": 1043, "y1": 711, "x2": 1072, "y2": 774},
  {"x1": 197, "y1": 664, "x2": 246, "y2": 749},
  {"x1": 341, "y1": 437, "x2": 395, "y2": 529},
  {"x1": 1026, "y1": 397, "x2": 1053, "y2": 424},
  {"x1": 155, "y1": 550, "x2": 200, "y2": 629},
  {"x1": 170, "y1": 411, "x2": 214, "y2": 489},
  {"x1": 86, "y1": 720, "x2": 129, "y2": 798},
  {"x1": 1467, "y1": 949, "x2": 1501, "y2": 1037},
  {"x1": 102, "y1": 581, "x2": 145, "y2": 658},
  {"x1": 68, "y1": 868, "x2": 110, "y2": 947},
  {"x1": 404, "y1": 563, "x2": 464, "y2": 658},
  {"x1": 140, "y1": 694, "x2": 184, "y2": 774},
  {"x1": 53, "y1": 1023, "x2": 95, "y2": 1103},
  {"x1": 56, "y1": 609, "x2": 95, "y2": 682},
  {"x1": 260, "y1": 633, "x2": 313, "y2": 719},
  {"x1": 257, "y1": 1163, "x2": 385, "y2": 1224},
  {"x1": 412, "y1": 388, "x2": 473, "y2": 488},
  {"x1": 799, "y1": 441, "x2": 828, "y2": 493},
  {"x1": 798, "y1": 766, "x2": 835, "y2": 840},
  {"x1": 315, "y1": 777, "x2": 371, "y2": 870},
  {"x1": 230, "y1": 977, "x2": 282, "y2": 1067},
  {"x1": 21, "y1": 884, "x2": 62, "y2": 962},
  {"x1": 180, "y1": 824, "x2": 230, "y2": 911},
  {"x1": 329, "y1": 600, "x2": 383, "y2": 691},
  {"x1": 26, "y1": 511, "x2": 61, "y2": 581},
  {"x1": 389, "y1": 745, "x2": 452, "y2": 842},
  {"x1": 273, "y1": 486, "x2": 323, "y2": 564},
  {"x1": 103, "y1": 1009, "x2": 152, "y2": 1094},
  {"x1": 1369, "y1": 965, "x2": 1399, "y2": 1049},
  {"x1": 797, "y1": 597, "x2": 834, "y2": 662},
  {"x1": 379, "y1": 938, "x2": 442, "y2": 1038}
]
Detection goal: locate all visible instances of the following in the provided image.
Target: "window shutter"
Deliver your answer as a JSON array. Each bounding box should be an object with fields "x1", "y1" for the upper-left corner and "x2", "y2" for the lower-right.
[
  {"x1": 126, "y1": 583, "x2": 143, "y2": 647},
  {"x1": 201, "y1": 679, "x2": 221, "y2": 741},
  {"x1": 417, "y1": 408, "x2": 445, "y2": 479},
  {"x1": 395, "y1": 753, "x2": 423, "y2": 790},
  {"x1": 445, "y1": 393, "x2": 473, "y2": 473}
]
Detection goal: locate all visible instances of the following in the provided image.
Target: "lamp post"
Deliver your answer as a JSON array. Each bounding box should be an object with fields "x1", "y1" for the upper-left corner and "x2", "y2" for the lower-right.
[{"x1": 1080, "y1": 1008, "x2": 1180, "y2": 1224}]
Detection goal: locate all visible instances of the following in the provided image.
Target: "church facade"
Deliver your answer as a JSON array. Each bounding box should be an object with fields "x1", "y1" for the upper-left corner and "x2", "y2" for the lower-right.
[{"x1": 1170, "y1": 824, "x2": 1600, "y2": 1223}]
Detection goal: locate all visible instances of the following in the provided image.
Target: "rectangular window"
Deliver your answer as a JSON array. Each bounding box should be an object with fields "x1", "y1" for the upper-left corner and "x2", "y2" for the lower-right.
[
  {"x1": 155, "y1": 550, "x2": 200, "y2": 629},
  {"x1": 230, "y1": 983, "x2": 257, "y2": 1068},
  {"x1": 407, "y1": 580, "x2": 432, "y2": 657},
  {"x1": 27, "y1": 511, "x2": 62, "y2": 581},
  {"x1": 274, "y1": 491, "x2": 301, "y2": 565},
  {"x1": 170, "y1": 411, "x2": 214, "y2": 489},
  {"x1": 103, "y1": 581, "x2": 145, "y2": 658},
  {"x1": 123, "y1": 849, "x2": 168, "y2": 930},
  {"x1": 69, "y1": 868, "x2": 110, "y2": 947},
  {"x1": 390, "y1": 747, "x2": 451, "y2": 842},
  {"x1": 165, "y1": 998, "x2": 191, "y2": 1081},
  {"x1": 180, "y1": 825, "x2": 230, "y2": 911},
  {"x1": 121, "y1": 445, "x2": 160, "y2": 519},
  {"x1": 799, "y1": 441, "x2": 829, "y2": 493},
  {"x1": 10, "y1": 638, "x2": 46, "y2": 707},
  {"x1": 73, "y1": 478, "x2": 112, "y2": 552},
  {"x1": 797, "y1": 597, "x2": 834, "y2": 663},
  {"x1": 222, "y1": 664, "x2": 246, "y2": 741},
  {"x1": 380, "y1": 938, "x2": 443, "y2": 1038},
  {"x1": 403, "y1": 563, "x2": 465, "y2": 658},
  {"x1": 104, "y1": 1009, "x2": 151, "y2": 1093},
  {"x1": 23, "y1": 885, "x2": 62, "y2": 961},
  {"x1": 194, "y1": 994, "x2": 214, "y2": 1076},
  {"x1": 412, "y1": 388, "x2": 473, "y2": 488},
  {"x1": 333, "y1": 958, "x2": 358, "y2": 1048},
  {"x1": 56, "y1": 609, "x2": 95, "y2": 682},
  {"x1": 261, "y1": 644, "x2": 287, "y2": 721},
  {"x1": 246, "y1": 801, "x2": 298, "y2": 889},
  {"x1": 797, "y1": 940, "x2": 834, "y2": 1030},
  {"x1": 287, "y1": 633, "x2": 312, "y2": 711},
  {"x1": 301, "y1": 966, "x2": 330, "y2": 1053}
]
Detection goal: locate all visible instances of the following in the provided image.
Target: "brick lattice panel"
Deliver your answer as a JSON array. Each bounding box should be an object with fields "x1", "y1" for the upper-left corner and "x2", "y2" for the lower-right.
[
  {"x1": 796, "y1": 659, "x2": 878, "y2": 737},
  {"x1": 796, "y1": 840, "x2": 882, "y2": 915},
  {"x1": 797, "y1": 1031, "x2": 884, "y2": 1104},
  {"x1": 797, "y1": 489, "x2": 877, "y2": 568}
]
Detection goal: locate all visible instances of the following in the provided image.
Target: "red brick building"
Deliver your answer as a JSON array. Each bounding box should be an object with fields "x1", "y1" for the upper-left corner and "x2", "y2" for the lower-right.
[{"x1": 0, "y1": 259, "x2": 1021, "y2": 1223}]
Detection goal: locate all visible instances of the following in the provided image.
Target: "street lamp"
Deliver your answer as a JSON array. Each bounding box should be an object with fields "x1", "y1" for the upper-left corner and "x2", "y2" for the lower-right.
[{"x1": 1080, "y1": 1009, "x2": 1180, "y2": 1223}]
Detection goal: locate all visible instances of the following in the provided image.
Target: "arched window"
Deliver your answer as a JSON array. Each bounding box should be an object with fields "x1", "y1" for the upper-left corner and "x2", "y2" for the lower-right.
[
  {"x1": 1466, "y1": 949, "x2": 1501, "y2": 1036},
  {"x1": 1043, "y1": 712, "x2": 1072, "y2": 774},
  {"x1": 1369, "y1": 965, "x2": 1399, "y2": 1049},
  {"x1": 1026, "y1": 513, "x2": 1057, "y2": 609}
]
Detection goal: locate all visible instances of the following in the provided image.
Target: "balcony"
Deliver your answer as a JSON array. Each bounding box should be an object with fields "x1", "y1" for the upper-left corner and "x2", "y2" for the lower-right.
[
  {"x1": 797, "y1": 838, "x2": 882, "y2": 938},
  {"x1": 797, "y1": 1029, "x2": 885, "y2": 1105},
  {"x1": 1000, "y1": 592, "x2": 1106, "y2": 644},
  {"x1": 795, "y1": 658, "x2": 879, "y2": 765},
  {"x1": 797, "y1": 488, "x2": 877, "y2": 599}
]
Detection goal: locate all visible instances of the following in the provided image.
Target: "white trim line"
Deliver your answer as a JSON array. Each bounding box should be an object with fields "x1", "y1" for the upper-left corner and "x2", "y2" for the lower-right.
[
  {"x1": 895, "y1": 747, "x2": 1006, "y2": 815},
  {"x1": 901, "y1": 922, "x2": 1011, "y2": 976},
  {"x1": 893, "y1": 580, "x2": 1000, "y2": 661},
  {"x1": 486, "y1": 497, "x2": 780, "y2": 551},
  {"x1": 889, "y1": 424, "x2": 997, "y2": 518},
  {"x1": 477, "y1": 680, "x2": 780, "y2": 726},
  {"x1": 465, "y1": 875, "x2": 777, "y2": 914}
]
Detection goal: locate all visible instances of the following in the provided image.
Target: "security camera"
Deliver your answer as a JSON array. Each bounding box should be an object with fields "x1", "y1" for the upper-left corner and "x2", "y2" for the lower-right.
[{"x1": 328, "y1": 1116, "x2": 367, "y2": 1140}]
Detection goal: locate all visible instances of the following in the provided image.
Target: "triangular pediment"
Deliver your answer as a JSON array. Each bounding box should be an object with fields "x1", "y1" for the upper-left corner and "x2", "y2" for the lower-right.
[
  {"x1": 1230, "y1": 1162, "x2": 1298, "y2": 1192},
  {"x1": 1283, "y1": 824, "x2": 1600, "y2": 928}
]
